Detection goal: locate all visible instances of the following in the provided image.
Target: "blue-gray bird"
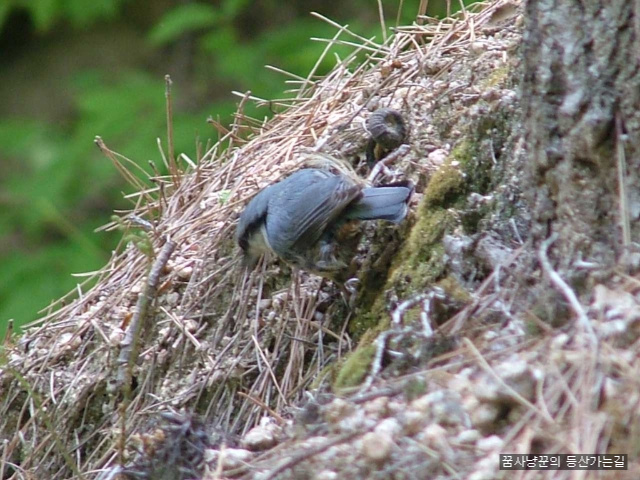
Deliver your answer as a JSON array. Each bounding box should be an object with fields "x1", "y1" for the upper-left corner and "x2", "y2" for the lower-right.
[{"x1": 236, "y1": 164, "x2": 412, "y2": 280}]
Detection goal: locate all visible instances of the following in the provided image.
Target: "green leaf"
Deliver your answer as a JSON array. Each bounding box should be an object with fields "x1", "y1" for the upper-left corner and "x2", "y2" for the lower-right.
[
  {"x1": 218, "y1": 189, "x2": 231, "y2": 205},
  {"x1": 220, "y1": 0, "x2": 252, "y2": 18},
  {"x1": 28, "y1": 0, "x2": 59, "y2": 31},
  {"x1": 65, "y1": 0, "x2": 121, "y2": 27},
  {"x1": 1, "y1": 0, "x2": 126, "y2": 32},
  {"x1": 148, "y1": 3, "x2": 220, "y2": 46}
]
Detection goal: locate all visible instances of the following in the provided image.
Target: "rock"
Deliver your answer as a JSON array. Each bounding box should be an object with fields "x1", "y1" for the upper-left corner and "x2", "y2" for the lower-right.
[
  {"x1": 242, "y1": 418, "x2": 280, "y2": 451},
  {"x1": 361, "y1": 431, "x2": 393, "y2": 462},
  {"x1": 476, "y1": 435, "x2": 504, "y2": 452},
  {"x1": 374, "y1": 418, "x2": 402, "y2": 439},
  {"x1": 313, "y1": 470, "x2": 338, "y2": 480},
  {"x1": 217, "y1": 448, "x2": 253, "y2": 470}
]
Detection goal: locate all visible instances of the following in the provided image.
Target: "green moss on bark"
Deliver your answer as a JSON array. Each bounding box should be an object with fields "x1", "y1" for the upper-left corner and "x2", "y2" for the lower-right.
[{"x1": 333, "y1": 344, "x2": 377, "y2": 390}]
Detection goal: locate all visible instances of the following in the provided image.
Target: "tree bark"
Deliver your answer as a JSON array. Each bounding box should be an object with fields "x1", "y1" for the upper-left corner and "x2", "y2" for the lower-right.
[{"x1": 522, "y1": 0, "x2": 640, "y2": 287}]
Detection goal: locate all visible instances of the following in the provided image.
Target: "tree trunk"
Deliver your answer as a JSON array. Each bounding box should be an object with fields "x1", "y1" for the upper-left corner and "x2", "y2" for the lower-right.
[{"x1": 522, "y1": 0, "x2": 640, "y2": 289}]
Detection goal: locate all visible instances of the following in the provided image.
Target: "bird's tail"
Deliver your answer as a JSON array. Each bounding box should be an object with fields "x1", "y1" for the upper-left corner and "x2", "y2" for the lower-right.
[{"x1": 347, "y1": 182, "x2": 413, "y2": 223}]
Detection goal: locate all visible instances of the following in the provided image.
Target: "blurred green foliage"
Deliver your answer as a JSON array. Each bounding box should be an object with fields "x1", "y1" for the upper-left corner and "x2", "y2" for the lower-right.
[
  {"x1": 149, "y1": 3, "x2": 232, "y2": 45},
  {"x1": 0, "y1": 0, "x2": 471, "y2": 338},
  {"x1": 0, "y1": 0, "x2": 126, "y2": 31}
]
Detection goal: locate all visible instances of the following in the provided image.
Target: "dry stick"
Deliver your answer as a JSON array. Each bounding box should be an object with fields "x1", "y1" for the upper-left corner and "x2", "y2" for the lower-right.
[
  {"x1": 299, "y1": 23, "x2": 349, "y2": 98},
  {"x1": 361, "y1": 330, "x2": 393, "y2": 392},
  {"x1": 116, "y1": 237, "x2": 176, "y2": 464},
  {"x1": 418, "y1": 0, "x2": 429, "y2": 20},
  {"x1": 163, "y1": 307, "x2": 201, "y2": 350},
  {"x1": 252, "y1": 331, "x2": 288, "y2": 404},
  {"x1": 615, "y1": 114, "x2": 631, "y2": 250},
  {"x1": 392, "y1": 292, "x2": 428, "y2": 328},
  {"x1": 311, "y1": 36, "x2": 386, "y2": 55},
  {"x1": 155, "y1": 136, "x2": 170, "y2": 177},
  {"x1": 2, "y1": 319, "x2": 13, "y2": 346},
  {"x1": 396, "y1": 0, "x2": 404, "y2": 27},
  {"x1": 94, "y1": 137, "x2": 151, "y2": 197},
  {"x1": 265, "y1": 65, "x2": 308, "y2": 82},
  {"x1": 179, "y1": 152, "x2": 197, "y2": 170},
  {"x1": 164, "y1": 75, "x2": 178, "y2": 183},
  {"x1": 230, "y1": 91, "x2": 252, "y2": 149},
  {"x1": 0, "y1": 439, "x2": 8, "y2": 480},
  {"x1": 261, "y1": 428, "x2": 371, "y2": 480},
  {"x1": 376, "y1": 0, "x2": 388, "y2": 43},
  {"x1": 236, "y1": 392, "x2": 286, "y2": 425},
  {"x1": 223, "y1": 151, "x2": 241, "y2": 191},
  {"x1": 537, "y1": 234, "x2": 597, "y2": 344},
  {"x1": 127, "y1": 215, "x2": 154, "y2": 232},
  {"x1": 367, "y1": 144, "x2": 411, "y2": 183},
  {"x1": 362, "y1": 288, "x2": 441, "y2": 392},
  {"x1": 230, "y1": 90, "x2": 299, "y2": 109},
  {"x1": 311, "y1": 12, "x2": 388, "y2": 52}
]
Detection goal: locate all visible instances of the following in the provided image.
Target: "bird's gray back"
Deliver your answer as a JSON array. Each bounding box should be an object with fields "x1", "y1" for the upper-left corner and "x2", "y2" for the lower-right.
[{"x1": 264, "y1": 169, "x2": 359, "y2": 257}]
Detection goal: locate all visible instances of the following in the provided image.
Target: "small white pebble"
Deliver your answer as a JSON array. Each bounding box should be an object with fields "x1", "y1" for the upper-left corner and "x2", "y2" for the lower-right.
[
  {"x1": 361, "y1": 431, "x2": 393, "y2": 462},
  {"x1": 470, "y1": 42, "x2": 485, "y2": 54},
  {"x1": 476, "y1": 435, "x2": 504, "y2": 452},
  {"x1": 218, "y1": 448, "x2": 253, "y2": 470},
  {"x1": 374, "y1": 418, "x2": 402, "y2": 439},
  {"x1": 470, "y1": 403, "x2": 501, "y2": 427},
  {"x1": 427, "y1": 149, "x2": 448, "y2": 166},
  {"x1": 420, "y1": 423, "x2": 447, "y2": 446},
  {"x1": 258, "y1": 299, "x2": 272, "y2": 310},
  {"x1": 176, "y1": 265, "x2": 193, "y2": 279},
  {"x1": 364, "y1": 396, "x2": 389, "y2": 417},
  {"x1": 165, "y1": 292, "x2": 180, "y2": 306},
  {"x1": 242, "y1": 426, "x2": 276, "y2": 451},
  {"x1": 324, "y1": 398, "x2": 353, "y2": 424},
  {"x1": 313, "y1": 470, "x2": 338, "y2": 480},
  {"x1": 402, "y1": 411, "x2": 425, "y2": 436},
  {"x1": 108, "y1": 328, "x2": 125, "y2": 346},
  {"x1": 184, "y1": 319, "x2": 198, "y2": 333},
  {"x1": 455, "y1": 429, "x2": 481, "y2": 444}
]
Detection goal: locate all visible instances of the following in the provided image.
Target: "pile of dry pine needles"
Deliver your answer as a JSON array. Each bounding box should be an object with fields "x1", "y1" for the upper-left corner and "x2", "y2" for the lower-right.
[{"x1": 4, "y1": 1, "x2": 637, "y2": 479}]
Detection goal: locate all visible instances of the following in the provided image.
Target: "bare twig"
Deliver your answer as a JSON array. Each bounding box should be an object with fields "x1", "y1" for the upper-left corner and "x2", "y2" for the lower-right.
[
  {"x1": 538, "y1": 233, "x2": 597, "y2": 343},
  {"x1": 367, "y1": 144, "x2": 411, "y2": 182},
  {"x1": 94, "y1": 136, "x2": 152, "y2": 196},
  {"x1": 236, "y1": 392, "x2": 286, "y2": 424},
  {"x1": 362, "y1": 288, "x2": 445, "y2": 391},
  {"x1": 116, "y1": 237, "x2": 176, "y2": 463},
  {"x1": 615, "y1": 114, "x2": 631, "y2": 249},
  {"x1": 261, "y1": 429, "x2": 371, "y2": 480},
  {"x1": 165, "y1": 75, "x2": 178, "y2": 183},
  {"x1": 376, "y1": 0, "x2": 388, "y2": 43}
]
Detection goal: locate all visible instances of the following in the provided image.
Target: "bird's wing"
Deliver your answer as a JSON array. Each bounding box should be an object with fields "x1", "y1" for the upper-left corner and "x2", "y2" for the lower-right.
[{"x1": 266, "y1": 172, "x2": 361, "y2": 257}]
